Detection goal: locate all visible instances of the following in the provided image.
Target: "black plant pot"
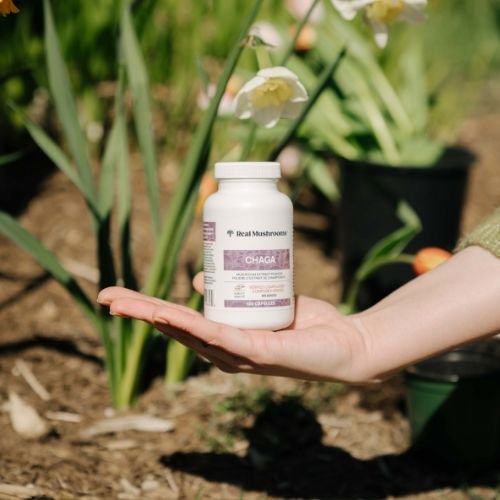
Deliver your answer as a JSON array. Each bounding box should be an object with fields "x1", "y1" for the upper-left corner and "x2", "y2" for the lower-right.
[
  {"x1": 405, "y1": 341, "x2": 500, "y2": 468},
  {"x1": 338, "y1": 147, "x2": 475, "y2": 310}
]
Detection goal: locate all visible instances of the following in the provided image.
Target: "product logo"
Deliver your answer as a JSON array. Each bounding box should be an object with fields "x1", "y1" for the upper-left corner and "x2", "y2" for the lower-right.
[{"x1": 227, "y1": 229, "x2": 288, "y2": 237}]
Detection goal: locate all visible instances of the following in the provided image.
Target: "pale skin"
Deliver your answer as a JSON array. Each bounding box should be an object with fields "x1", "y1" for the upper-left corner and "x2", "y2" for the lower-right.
[{"x1": 97, "y1": 246, "x2": 500, "y2": 383}]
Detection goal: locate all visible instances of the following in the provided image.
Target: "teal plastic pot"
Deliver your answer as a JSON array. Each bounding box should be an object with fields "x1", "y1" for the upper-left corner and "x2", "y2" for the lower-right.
[{"x1": 405, "y1": 344, "x2": 500, "y2": 467}]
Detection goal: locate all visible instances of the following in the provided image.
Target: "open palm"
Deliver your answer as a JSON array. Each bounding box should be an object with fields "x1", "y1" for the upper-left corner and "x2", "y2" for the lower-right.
[{"x1": 97, "y1": 285, "x2": 367, "y2": 383}]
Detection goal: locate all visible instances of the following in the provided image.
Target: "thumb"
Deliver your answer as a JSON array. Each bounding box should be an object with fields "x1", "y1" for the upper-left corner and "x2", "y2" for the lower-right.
[{"x1": 193, "y1": 272, "x2": 204, "y2": 294}]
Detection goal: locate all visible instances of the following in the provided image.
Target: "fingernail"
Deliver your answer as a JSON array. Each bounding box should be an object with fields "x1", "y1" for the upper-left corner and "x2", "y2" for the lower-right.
[
  {"x1": 110, "y1": 310, "x2": 127, "y2": 318},
  {"x1": 153, "y1": 316, "x2": 170, "y2": 326},
  {"x1": 96, "y1": 293, "x2": 107, "y2": 304}
]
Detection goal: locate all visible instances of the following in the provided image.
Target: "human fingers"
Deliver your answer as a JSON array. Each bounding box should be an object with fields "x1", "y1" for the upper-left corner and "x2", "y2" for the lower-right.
[
  {"x1": 163, "y1": 326, "x2": 256, "y2": 373},
  {"x1": 192, "y1": 272, "x2": 204, "y2": 294},
  {"x1": 97, "y1": 286, "x2": 201, "y2": 316},
  {"x1": 107, "y1": 295, "x2": 269, "y2": 361},
  {"x1": 108, "y1": 296, "x2": 260, "y2": 371}
]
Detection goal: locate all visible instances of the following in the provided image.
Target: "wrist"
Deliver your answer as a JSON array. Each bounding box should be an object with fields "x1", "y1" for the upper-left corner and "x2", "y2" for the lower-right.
[{"x1": 339, "y1": 314, "x2": 382, "y2": 383}]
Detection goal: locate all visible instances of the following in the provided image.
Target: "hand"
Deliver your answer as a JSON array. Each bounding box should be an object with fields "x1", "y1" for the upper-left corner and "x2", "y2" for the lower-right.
[{"x1": 97, "y1": 275, "x2": 371, "y2": 383}]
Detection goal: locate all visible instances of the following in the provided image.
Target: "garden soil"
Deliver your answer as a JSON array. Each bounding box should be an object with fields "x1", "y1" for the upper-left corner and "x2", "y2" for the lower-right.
[{"x1": 1, "y1": 107, "x2": 499, "y2": 499}]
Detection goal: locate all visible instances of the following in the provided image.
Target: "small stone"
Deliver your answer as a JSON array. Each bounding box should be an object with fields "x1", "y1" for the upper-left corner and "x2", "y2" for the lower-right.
[
  {"x1": 141, "y1": 478, "x2": 160, "y2": 491},
  {"x1": 8, "y1": 392, "x2": 49, "y2": 439}
]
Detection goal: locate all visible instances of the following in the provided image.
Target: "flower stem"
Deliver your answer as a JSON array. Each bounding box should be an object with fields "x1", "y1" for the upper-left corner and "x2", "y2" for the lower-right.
[
  {"x1": 280, "y1": 0, "x2": 321, "y2": 64},
  {"x1": 270, "y1": 46, "x2": 347, "y2": 160},
  {"x1": 256, "y1": 46, "x2": 272, "y2": 69}
]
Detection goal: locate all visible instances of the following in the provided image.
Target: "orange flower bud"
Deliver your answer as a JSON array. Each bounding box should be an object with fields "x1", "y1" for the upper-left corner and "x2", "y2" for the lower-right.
[
  {"x1": 413, "y1": 247, "x2": 452, "y2": 275},
  {"x1": 195, "y1": 173, "x2": 218, "y2": 218},
  {"x1": 289, "y1": 24, "x2": 317, "y2": 52},
  {"x1": 0, "y1": 0, "x2": 19, "y2": 16}
]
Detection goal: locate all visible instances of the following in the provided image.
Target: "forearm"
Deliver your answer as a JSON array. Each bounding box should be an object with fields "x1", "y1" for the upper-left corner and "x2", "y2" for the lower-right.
[{"x1": 351, "y1": 246, "x2": 500, "y2": 380}]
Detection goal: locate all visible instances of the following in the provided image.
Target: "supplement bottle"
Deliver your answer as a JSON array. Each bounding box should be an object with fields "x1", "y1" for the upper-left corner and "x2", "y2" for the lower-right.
[{"x1": 203, "y1": 161, "x2": 294, "y2": 330}]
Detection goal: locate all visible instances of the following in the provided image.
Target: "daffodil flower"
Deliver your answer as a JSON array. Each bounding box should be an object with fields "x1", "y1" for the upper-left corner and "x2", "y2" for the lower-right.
[
  {"x1": 331, "y1": 0, "x2": 427, "y2": 48},
  {"x1": 234, "y1": 67, "x2": 308, "y2": 128},
  {"x1": 0, "y1": 0, "x2": 19, "y2": 16}
]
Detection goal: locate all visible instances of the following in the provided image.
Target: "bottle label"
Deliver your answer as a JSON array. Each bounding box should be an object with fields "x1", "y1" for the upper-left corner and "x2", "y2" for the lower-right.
[{"x1": 203, "y1": 218, "x2": 293, "y2": 309}]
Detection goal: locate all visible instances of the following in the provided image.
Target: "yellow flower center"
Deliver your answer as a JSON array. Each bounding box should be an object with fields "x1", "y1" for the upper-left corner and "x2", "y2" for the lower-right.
[
  {"x1": 365, "y1": 0, "x2": 404, "y2": 24},
  {"x1": 0, "y1": 0, "x2": 20, "y2": 16},
  {"x1": 250, "y1": 78, "x2": 294, "y2": 108}
]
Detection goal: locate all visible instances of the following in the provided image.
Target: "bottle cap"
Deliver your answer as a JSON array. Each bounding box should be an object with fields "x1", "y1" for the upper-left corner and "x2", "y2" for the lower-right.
[{"x1": 214, "y1": 161, "x2": 281, "y2": 179}]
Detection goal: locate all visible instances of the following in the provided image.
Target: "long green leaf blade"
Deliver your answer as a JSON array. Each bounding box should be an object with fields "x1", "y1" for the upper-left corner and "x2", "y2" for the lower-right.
[
  {"x1": 0, "y1": 151, "x2": 23, "y2": 167},
  {"x1": 0, "y1": 211, "x2": 96, "y2": 323},
  {"x1": 116, "y1": 0, "x2": 265, "y2": 408},
  {"x1": 121, "y1": 7, "x2": 161, "y2": 236},
  {"x1": 117, "y1": 107, "x2": 137, "y2": 290},
  {"x1": 143, "y1": 0, "x2": 265, "y2": 299},
  {"x1": 43, "y1": 0, "x2": 96, "y2": 205},
  {"x1": 25, "y1": 121, "x2": 91, "y2": 200}
]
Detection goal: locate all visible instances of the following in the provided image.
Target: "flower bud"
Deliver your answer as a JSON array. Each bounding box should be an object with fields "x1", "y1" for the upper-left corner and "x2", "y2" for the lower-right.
[
  {"x1": 413, "y1": 247, "x2": 452, "y2": 275},
  {"x1": 289, "y1": 24, "x2": 317, "y2": 52}
]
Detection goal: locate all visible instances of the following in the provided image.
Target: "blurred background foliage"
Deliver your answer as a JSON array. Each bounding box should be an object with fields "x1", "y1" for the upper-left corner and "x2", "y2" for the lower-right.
[{"x1": 1, "y1": 0, "x2": 500, "y2": 176}]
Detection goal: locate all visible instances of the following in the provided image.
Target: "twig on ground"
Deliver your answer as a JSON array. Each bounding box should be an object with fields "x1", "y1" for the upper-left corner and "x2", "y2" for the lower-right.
[
  {"x1": 45, "y1": 410, "x2": 82, "y2": 423},
  {"x1": 13, "y1": 359, "x2": 51, "y2": 401},
  {"x1": 79, "y1": 414, "x2": 175, "y2": 438},
  {"x1": 164, "y1": 470, "x2": 180, "y2": 498}
]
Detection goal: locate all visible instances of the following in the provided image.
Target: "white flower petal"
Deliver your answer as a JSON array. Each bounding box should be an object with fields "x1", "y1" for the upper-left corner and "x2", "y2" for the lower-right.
[
  {"x1": 331, "y1": 0, "x2": 374, "y2": 20},
  {"x1": 234, "y1": 89, "x2": 252, "y2": 119},
  {"x1": 251, "y1": 21, "x2": 283, "y2": 48},
  {"x1": 369, "y1": 20, "x2": 389, "y2": 48},
  {"x1": 253, "y1": 105, "x2": 284, "y2": 128},
  {"x1": 237, "y1": 75, "x2": 267, "y2": 94},
  {"x1": 403, "y1": 0, "x2": 427, "y2": 6},
  {"x1": 233, "y1": 66, "x2": 308, "y2": 128},
  {"x1": 290, "y1": 80, "x2": 308, "y2": 102},
  {"x1": 256, "y1": 66, "x2": 300, "y2": 81},
  {"x1": 401, "y1": 3, "x2": 426, "y2": 24},
  {"x1": 286, "y1": 0, "x2": 325, "y2": 24},
  {"x1": 281, "y1": 101, "x2": 306, "y2": 120}
]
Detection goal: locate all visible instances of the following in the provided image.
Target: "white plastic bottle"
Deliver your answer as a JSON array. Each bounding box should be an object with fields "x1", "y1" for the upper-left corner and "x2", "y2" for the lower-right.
[{"x1": 203, "y1": 161, "x2": 294, "y2": 330}]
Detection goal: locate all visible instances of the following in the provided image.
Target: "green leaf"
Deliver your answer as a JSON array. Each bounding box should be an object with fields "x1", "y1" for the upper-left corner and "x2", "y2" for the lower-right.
[
  {"x1": 98, "y1": 118, "x2": 120, "y2": 217},
  {"x1": 143, "y1": 0, "x2": 265, "y2": 299},
  {"x1": 121, "y1": 6, "x2": 161, "y2": 236},
  {"x1": 43, "y1": 0, "x2": 96, "y2": 205},
  {"x1": 0, "y1": 211, "x2": 96, "y2": 324},
  {"x1": 270, "y1": 47, "x2": 348, "y2": 160},
  {"x1": 0, "y1": 150, "x2": 23, "y2": 167},
  {"x1": 25, "y1": 121, "x2": 92, "y2": 201},
  {"x1": 116, "y1": 0, "x2": 266, "y2": 409},
  {"x1": 356, "y1": 200, "x2": 421, "y2": 281},
  {"x1": 396, "y1": 199, "x2": 422, "y2": 230},
  {"x1": 0, "y1": 210, "x2": 118, "y2": 401},
  {"x1": 116, "y1": 104, "x2": 137, "y2": 290},
  {"x1": 304, "y1": 155, "x2": 339, "y2": 202}
]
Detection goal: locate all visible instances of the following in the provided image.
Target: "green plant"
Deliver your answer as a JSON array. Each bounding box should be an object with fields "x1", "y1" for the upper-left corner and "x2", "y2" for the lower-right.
[
  {"x1": 290, "y1": 0, "x2": 500, "y2": 167},
  {"x1": 0, "y1": 0, "x2": 348, "y2": 408},
  {"x1": 339, "y1": 200, "x2": 422, "y2": 314},
  {"x1": 0, "y1": 0, "x2": 263, "y2": 409}
]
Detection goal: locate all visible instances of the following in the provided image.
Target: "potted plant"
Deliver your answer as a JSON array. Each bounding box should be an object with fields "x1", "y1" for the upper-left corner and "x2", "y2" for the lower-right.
[{"x1": 287, "y1": 0, "x2": 498, "y2": 307}]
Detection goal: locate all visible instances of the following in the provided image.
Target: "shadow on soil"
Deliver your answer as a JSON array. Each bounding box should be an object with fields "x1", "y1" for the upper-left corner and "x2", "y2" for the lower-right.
[
  {"x1": 0, "y1": 334, "x2": 103, "y2": 366},
  {"x1": 161, "y1": 397, "x2": 499, "y2": 499}
]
